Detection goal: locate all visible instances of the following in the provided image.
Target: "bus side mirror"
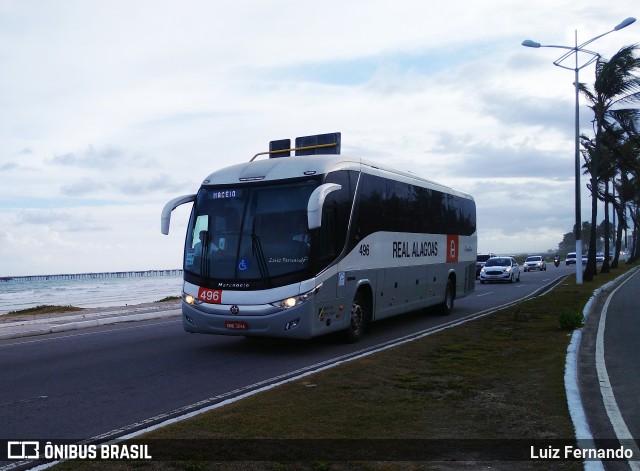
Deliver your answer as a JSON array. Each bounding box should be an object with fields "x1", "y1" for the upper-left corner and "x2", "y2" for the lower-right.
[
  {"x1": 161, "y1": 194, "x2": 196, "y2": 235},
  {"x1": 307, "y1": 183, "x2": 341, "y2": 230}
]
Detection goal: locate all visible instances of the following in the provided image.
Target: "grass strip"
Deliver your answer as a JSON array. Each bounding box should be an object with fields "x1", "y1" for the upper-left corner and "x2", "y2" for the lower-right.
[
  {"x1": 155, "y1": 296, "x2": 182, "y2": 303},
  {"x1": 54, "y1": 263, "x2": 637, "y2": 471},
  {"x1": 3, "y1": 297, "x2": 180, "y2": 319},
  {"x1": 5, "y1": 304, "x2": 84, "y2": 317}
]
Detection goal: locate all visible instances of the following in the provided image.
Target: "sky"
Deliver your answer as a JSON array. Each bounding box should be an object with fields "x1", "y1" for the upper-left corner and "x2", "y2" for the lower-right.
[{"x1": 0, "y1": 0, "x2": 638, "y2": 277}]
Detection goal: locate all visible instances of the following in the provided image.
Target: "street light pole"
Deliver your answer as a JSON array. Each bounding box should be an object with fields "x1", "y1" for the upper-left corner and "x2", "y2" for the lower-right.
[
  {"x1": 522, "y1": 17, "x2": 636, "y2": 285},
  {"x1": 573, "y1": 30, "x2": 583, "y2": 285}
]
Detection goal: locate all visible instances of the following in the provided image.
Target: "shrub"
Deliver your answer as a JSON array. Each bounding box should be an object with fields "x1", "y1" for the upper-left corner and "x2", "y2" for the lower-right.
[{"x1": 559, "y1": 310, "x2": 584, "y2": 330}]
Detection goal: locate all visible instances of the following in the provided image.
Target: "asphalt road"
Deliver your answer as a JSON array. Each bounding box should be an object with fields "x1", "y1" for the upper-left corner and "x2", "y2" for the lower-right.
[
  {"x1": 578, "y1": 267, "x2": 640, "y2": 471},
  {"x1": 0, "y1": 266, "x2": 574, "y2": 444},
  {"x1": 602, "y1": 270, "x2": 640, "y2": 440}
]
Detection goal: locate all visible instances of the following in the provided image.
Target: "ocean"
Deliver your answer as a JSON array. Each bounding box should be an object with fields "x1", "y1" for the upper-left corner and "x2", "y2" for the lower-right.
[{"x1": 0, "y1": 271, "x2": 183, "y2": 315}]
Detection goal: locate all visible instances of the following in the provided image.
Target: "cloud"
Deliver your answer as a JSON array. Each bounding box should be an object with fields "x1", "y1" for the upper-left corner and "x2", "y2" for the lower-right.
[
  {"x1": 51, "y1": 145, "x2": 127, "y2": 169},
  {"x1": 0, "y1": 162, "x2": 19, "y2": 171},
  {"x1": 56, "y1": 168, "x2": 191, "y2": 200},
  {"x1": 60, "y1": 179, "x2": 106, "y2": 197},
  {"x1": 15, "y1": 209, "x2": 107, "y2": 232},
  {"x1": 115, "y1": 174, "x2": 192, "y2": 196}
]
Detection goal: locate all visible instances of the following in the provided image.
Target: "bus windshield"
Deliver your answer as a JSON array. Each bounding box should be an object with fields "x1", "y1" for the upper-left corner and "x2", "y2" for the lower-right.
[{"x1": 184, "y1": 179, "x2": 319, "y2": 289}]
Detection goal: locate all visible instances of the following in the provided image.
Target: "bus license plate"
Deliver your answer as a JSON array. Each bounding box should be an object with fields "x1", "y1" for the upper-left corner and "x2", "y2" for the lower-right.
[{"x1": 225, "y1": 320, "x2": 248, "y2": 330}]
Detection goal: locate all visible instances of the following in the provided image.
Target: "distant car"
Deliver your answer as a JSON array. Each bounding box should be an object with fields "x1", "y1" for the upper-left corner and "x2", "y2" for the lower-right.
[
  {"x1": 480, "y1": 257, "x2": 521, "y2": 284},
  {"x1": 476, "y1": 253, "x2": 496, "y2": 278},
  {"x1": 523, "y1": 255, "x2": 546, "y2": 272},
  {"x1": 566, "y1": 252, "x2": 576, "y2": 266},
  {"x1": 596, "y1": 253, "x2": 605, "y2": 264}
]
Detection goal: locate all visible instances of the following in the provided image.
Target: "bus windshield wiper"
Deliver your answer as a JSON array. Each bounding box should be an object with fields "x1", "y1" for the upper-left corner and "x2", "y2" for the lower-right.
[{"x1": 251, "y1": 224, "x2": 271, "y2": 288}]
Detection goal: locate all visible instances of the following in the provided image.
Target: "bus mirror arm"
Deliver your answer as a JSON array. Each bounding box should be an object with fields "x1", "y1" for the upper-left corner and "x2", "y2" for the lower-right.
[
  {"x1": 161, "y1": 194, "x2": 196, "y2": 235},
  {"x1": 307, "y1": 183, "x2": 341, "y2": 230}
]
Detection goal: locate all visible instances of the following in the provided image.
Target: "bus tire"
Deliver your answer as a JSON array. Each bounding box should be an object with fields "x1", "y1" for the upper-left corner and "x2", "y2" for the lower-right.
[
  {"x1": 440, "y1": 278, "x2": 454, "y2": 315},
  {"x1": 345, "y1": 291, "x2": 368, "y2": 343}
]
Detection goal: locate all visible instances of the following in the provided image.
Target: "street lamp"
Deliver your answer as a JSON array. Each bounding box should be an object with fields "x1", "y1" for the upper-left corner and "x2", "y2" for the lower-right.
[{"x1": 522, "y1": 17, "x2": 636, "y2": 285}]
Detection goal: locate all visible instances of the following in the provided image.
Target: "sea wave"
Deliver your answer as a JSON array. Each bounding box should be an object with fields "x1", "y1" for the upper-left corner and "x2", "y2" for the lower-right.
[{"x1": 0, "y1": 273, "x2": 183, "y2": 315}]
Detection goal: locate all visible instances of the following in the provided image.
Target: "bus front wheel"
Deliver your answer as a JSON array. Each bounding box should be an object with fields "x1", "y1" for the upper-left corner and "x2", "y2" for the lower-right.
[{"x1": 345, "y1": 291, "x2": 368, "y2": 343}]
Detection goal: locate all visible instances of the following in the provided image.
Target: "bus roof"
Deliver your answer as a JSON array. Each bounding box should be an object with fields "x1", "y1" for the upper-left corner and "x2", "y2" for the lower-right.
[{"x1": 201, "y1": 154, "x2": 473, "y2": 201}]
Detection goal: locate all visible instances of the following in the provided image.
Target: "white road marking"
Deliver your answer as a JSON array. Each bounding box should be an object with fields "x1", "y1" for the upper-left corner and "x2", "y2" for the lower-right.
[{"x1": 0, "y1": 395, "x2": 48, "y2": 408}]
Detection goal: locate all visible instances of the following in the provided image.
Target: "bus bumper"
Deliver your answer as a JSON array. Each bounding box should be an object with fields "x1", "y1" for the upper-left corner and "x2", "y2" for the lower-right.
[{"x1": 181, "y1": 299, "x2": 317, "y2": 339}]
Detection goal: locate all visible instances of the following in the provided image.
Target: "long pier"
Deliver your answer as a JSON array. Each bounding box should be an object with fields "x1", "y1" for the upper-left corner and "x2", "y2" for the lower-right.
[{"x1": 0, "y1": 269, "x2": 183, "y2": 282}]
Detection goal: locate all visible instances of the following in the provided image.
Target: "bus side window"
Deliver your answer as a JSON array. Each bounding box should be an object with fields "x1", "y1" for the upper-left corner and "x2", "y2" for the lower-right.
[
  {"x1": 319, "y1": 202, "x2": 338, "y2": 258},
  {"x1": 191, "y1": 215, "x2": 209, "y2": 248},
  {"x1": 317, "y1": 170, "x2": 354, "y2": 267}
]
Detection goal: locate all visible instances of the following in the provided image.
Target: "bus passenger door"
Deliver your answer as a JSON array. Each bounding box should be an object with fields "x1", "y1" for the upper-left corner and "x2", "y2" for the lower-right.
[
  {"x1": 336, "y1": 271, "x2": 347, "y2": 300},
  {"x1": 335, "y1": 270, "x2": 355, "y2": 330},
  {"x1": 336, "y1": 270, "x2": 359, "y2": 305}
]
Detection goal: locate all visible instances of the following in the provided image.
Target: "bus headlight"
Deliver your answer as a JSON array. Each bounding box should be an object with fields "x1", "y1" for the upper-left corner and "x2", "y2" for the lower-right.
[
  {"x1": 183, "y1": 293, "x2": 202, "y2": 306},
  {"x1": 270, "y1": 284, "x2": 322, "y2": 310}
]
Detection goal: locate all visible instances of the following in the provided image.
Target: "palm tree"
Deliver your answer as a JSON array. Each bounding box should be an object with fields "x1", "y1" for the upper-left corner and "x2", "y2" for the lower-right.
[
  {"x1": 581, "y1": 133, "x2": 609, "y2": 271},
  {"x1": 615, "y1": 170, "x2": 634, "y2": 264},
  {"x1": 610, "y1": 128, "x2": 640, "y2": 266},
  {"x1": 628, "y1": 174, "x2": 640, "y2": 261},
  {"x1": 578, "y1": 44, "x2": 640, "y2": 280},
  {"x1": 580, "y1": 125, "x2": 640, "y2": 271}
]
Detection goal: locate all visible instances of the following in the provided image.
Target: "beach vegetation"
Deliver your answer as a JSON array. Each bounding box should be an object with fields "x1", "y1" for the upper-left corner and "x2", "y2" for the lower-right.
[{"x1": 5, "y1": 305, "x2": 84, "y2": 317}]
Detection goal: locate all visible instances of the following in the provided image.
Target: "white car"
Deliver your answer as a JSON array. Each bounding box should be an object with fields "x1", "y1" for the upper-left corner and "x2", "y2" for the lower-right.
[
  {"x1": 565, "y1": 252, "x2": 587, "y2": 265},
  {"x1": 480, "y1": 257, "x2": 521, "y2": 284},
  {"x1": 523, "y1": 255, "x2": 546, "y2": 272}
]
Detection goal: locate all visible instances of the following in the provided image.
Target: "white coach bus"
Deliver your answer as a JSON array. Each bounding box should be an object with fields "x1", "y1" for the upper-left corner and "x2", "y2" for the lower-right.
[{"x1": 161, "y1": 133, "x2": 477, "y2": 342}]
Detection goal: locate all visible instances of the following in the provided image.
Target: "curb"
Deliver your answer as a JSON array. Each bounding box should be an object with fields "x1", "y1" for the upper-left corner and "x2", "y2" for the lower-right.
[
  {"x1": 50, "y1": 309, "x2": 181, "y2": 333},
  {"x1": 0, "y1": 309, "x2": 181, "y2": 341}
]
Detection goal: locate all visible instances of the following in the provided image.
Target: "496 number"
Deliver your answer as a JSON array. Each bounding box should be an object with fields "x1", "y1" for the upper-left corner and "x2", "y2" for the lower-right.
[
  {"x1": 198, "y1": 287, "x2": 222, "y2": 304},
  {"x1": 359, "y1": 244, "x2": 370, "y2": 256}
]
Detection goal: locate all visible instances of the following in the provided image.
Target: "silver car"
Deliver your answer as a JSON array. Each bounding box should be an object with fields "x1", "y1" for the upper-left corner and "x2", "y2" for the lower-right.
[{"x1": 480, "y1": 257, "x2": 521, "y2": 284}]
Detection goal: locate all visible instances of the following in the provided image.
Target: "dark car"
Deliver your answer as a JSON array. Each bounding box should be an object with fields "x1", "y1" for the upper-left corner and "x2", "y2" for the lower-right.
[{"x1": 476, "y1": 253, "x2": 496, "y2": 278}]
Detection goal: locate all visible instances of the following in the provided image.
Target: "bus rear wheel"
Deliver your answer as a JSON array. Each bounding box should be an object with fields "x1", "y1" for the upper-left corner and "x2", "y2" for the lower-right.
[{"x1": 345, "y1": 292, "x2": 368, "y2": 343}]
